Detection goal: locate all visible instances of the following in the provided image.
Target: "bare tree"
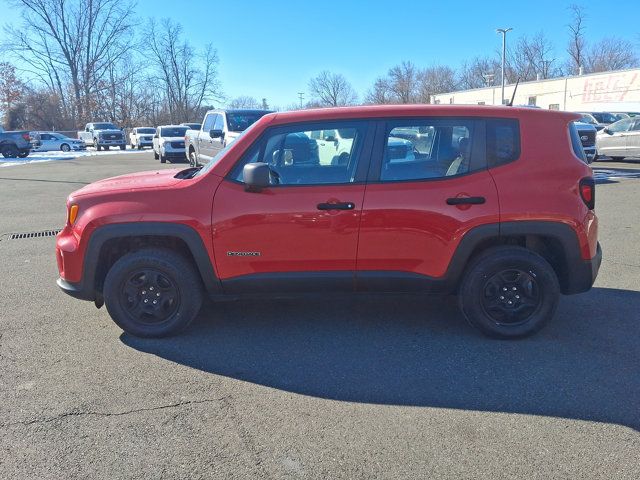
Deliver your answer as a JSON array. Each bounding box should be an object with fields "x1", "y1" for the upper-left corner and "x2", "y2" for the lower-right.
[
  {"x1": 417, "y1": 65, "x2": 457, "y2": 102},
  {"x1": 228, "y1": 96, "x2": 260, "y2": 109},
  {"x1": 567, "y1": 4, "x2": 587, "y2": 74},
  {"x1": 458, "y1": 56, "x2": 501, "y2": 89},
  {"x1": 308, "y1": 71, "x2": 357, "y2": 107},
  {"x1": 365, "y1": 77, "x2": 393, "y2": 104},
  {"x1": 585, "y1": 38, "x2": 639, "y2": 73},
  {"x1": 507, "y1": 32, "x2": 558, "y2": 82},
  {"x1": 146, "y1": 18, "x2": 221, "y2": 123},
  {"x1": 5, "y1": 0, "x2": 136, "y2": 125},
  {"x1": 0, "y1": 62, "x2": 25, "y2": 123},
  {"x1": 388, "y1": 61, "x2": 419, "y2": 103}
]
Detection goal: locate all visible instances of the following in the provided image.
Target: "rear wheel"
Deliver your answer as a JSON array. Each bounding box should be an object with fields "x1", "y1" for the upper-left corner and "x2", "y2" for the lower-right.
[
  {"x1": 103, "y1": 249, "x2": 203, "y2": 338},
  {"x1": 458, "y1": 246, "x2": 559, "y2": 339},
  {"x1": 1, "y1": 144, "x2": 19, "y2": 158}
]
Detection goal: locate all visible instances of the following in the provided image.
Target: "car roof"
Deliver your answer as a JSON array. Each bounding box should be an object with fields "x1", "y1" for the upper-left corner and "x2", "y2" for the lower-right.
[
  {"x1": 265, "y1": 104, "x2": 580, "y2": 126},
  {"x1": 208, "y1": 109, "x2": 273, "y2": 115}
]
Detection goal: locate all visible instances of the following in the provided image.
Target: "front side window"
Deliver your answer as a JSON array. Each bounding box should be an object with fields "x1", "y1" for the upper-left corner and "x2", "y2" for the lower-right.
[
  {"x1": 231, "y1": 122, "x2": 367, "y2": 185},
  {"x1": 380, "y1": 119, "x2": 475, "y2": 181},
  {"x1": 202, "y1": 114, "x2": 216, "y2": 132},
  {"x1": 214, "y1": 114, "x2": 224, "y2": 130},
  {"x1": 608, "y1": 118, "x2": 632, "y2": 133},
  {"x1": 226, "y1": 112, "x2": 268, "y2": 132}
]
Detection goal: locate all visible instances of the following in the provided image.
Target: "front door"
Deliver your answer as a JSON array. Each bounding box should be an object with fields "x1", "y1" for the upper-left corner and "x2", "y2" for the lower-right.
[
  {"x1": 199, "y1": 113, "x2": 217, "y2": 162},
  {"x1": 356, "y1": 117, "x2": 502, "y2": 290},
  {"x1": 211, "y1": 120, "x2": 373, "y2": 293},
  {"x1": 598, "y1": 118, "x2": 632, "y2": 157},
  {"x1": 624, "y1": 118, "x2": 640, "y2": 156}
]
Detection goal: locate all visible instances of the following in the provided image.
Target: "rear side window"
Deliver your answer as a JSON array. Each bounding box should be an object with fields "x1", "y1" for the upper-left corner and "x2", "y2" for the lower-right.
[
  {"x1": 379, "y1": 119, "x2": 478, "y2": 182},
  {"x1": 569, "y1": 122, "x2": 587, "y2": 163},
  {"x1": 486, "y1": 119, "x2": 520, "y2": 167}
]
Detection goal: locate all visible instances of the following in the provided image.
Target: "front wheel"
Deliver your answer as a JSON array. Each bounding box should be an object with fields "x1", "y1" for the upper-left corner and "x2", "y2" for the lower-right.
[
  {"x1": 458, "y1": 246, "x2": 559, "y2": 339},
  {"x1": 189, "y1": 150, "x2": 198, "y2": 167},
  {"x1": 18, "y1": 150, "x2": 29, "y2": 158},
  {"x1": 103, "y1": 249, "x2": 203, "y2": 338},
  {"x1": 120, "y1": 145, "x2": 126, "y2": 150},
  {"x1": 159, "y1": 152, "x2": 166, "y2": 163},
  {"x1": 61, "y1": 143, "x2": 71, "y2": 152},
  {"x1": 611, "y1": 156, "x2": 624, "y2": 161},
  {"x1": 96, "y1": 144, "x2": 102, "y2": 151}
]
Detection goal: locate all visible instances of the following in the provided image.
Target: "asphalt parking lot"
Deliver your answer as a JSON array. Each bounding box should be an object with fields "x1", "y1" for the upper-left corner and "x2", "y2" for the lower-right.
[{"x1": 1, "y1": 152, "x2": 639, "y2": 479}]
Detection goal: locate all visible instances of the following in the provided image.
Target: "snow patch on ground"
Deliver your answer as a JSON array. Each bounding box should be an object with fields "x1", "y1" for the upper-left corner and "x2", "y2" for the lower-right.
[{"x1": 0, "y1": 148, "x2": 148, "y2": 167}]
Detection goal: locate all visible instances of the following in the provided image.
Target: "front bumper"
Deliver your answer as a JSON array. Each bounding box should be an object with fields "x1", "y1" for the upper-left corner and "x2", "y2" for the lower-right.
[
  {"x1": 583, "y1": 146, "x2": 596, "y2": 163},
  {"x1": 97, "y1": 138, "x2": 126, "y2": 146}
]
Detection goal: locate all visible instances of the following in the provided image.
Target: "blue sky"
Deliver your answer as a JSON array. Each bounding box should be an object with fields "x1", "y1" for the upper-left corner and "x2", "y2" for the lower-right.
[{"x1": 2, "y1": 0, "x2": 639, "y2": 107}]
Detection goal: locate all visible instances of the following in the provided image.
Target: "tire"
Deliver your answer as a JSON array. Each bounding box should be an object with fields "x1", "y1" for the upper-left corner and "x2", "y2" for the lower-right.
[
  {"x1": 96, "y1": 144, "x2": 102, "y2": 151},
  {"x1": 189, "y1": 149, "x2": 198, "y2": 167},
  {"x1": 137, "y1": 144, "x2": 142, "y2": 150},
  {"x1": 458, "y1": 246, "x2": 560, "y2": 339},
  {"x1": 1, "y1": 144, "x2": 19, "y2": 158},
  {"x1": 611, "y1": 156, "x2": 624, "y2": 161},
  {"x1": 120, "y1": 145, "x2": 126, "y2": 150},
  {"x1": 60, "y1": 143, "x2": 71, "y2": 152},
  {"x1": 103, "y1": 248, "x2": 203, "y2": 338},
  {"x1": 18, "y1": 150, "x2": 29, "y2": 158},
  {"x1": 160, "y1": 152, "x2": 166, "y2": 163},
  {"x1": 154, "y1": 150, "x2": 159, "y2": 160}
]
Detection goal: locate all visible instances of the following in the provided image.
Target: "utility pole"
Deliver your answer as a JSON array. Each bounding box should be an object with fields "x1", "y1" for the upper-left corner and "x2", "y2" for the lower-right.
[
  {"x1": 496, "y1": 27, "x2": 512, "y2": 105},
  {"x1": 297, "y1": 92, "x2": 304, "y2": 109}
]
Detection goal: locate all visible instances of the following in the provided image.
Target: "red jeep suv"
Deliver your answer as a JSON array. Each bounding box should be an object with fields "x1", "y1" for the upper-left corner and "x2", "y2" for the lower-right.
[{"x1": 56, "y1": 105, "x2": 601, "y2": 339}]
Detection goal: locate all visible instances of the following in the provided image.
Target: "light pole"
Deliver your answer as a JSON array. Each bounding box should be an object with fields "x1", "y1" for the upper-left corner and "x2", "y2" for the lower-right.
[
  {"x1": 496, "y1": 27, "x2": 512, "y2": 105},
  {"x1": 298, "y1": 92, "x2": 304, "y2": 109}
]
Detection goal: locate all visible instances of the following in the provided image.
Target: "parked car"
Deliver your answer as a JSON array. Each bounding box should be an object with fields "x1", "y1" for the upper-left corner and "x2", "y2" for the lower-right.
[
  {"x1": 577, "y1": 112, "x2": 618, "y2": 131},
  {"x1": 595, "y1": 116, "x2": 640, "y2": 160},
  {"x1": 78, "y1": 122, "x2": 127, "y2": 151},
  {"x1": 31, "y1": 132, "x2": 86, "y2": 152},
  {"x1": 152, "y1": 125, "x2": 189, "y2": 163},
  {"x1": 0, "y1": 126, "x2": 33, "y2": 158},
  {"x1": 181, "y1": 122, "x2": 201, "y2": 130},
  {"x1": 576, "y1": 113, "x2": 605, "y2": 131},
  {"x1": 573, "y1": 121, "x2": 597, "y2": 163},
  {"x1": 610, "y1": 112, "x2": 640, "y2": 120},
  {"x1": 56, "y1": 105, "x2": 601, "y2": 340},
  {"x1": 185, "y1": 109, "x2": 272, "y2": 166},
  {"x1": 129, "y1": 127, "x2": 156, "y2": 150}
]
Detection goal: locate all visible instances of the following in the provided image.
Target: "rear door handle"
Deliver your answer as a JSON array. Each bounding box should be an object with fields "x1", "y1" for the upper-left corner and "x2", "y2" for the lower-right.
[
  {"x1": 446, "y1": 196, "x2": 486, "y2": 205},
  {"x1": 317, "y1": 202, "x2": 355, "y2": 210}
]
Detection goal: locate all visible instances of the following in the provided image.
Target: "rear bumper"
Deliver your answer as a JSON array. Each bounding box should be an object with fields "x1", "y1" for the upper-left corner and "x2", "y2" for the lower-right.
[{"x1": 565, "y1": 242, "x2": 602, "y2": 294}]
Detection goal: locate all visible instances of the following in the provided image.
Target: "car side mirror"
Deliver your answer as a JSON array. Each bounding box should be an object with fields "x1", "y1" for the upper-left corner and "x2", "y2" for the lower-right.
[
  {"x1": 210, "y1": 129, "x2": 224, "y2": 138},
  {"x1": 243, "y1": 162, "x2": 271, "y2": 192},
  {"x1": 603, "y1": 127, "x2": 611, "y2": 135},
  {"x1": 324, "y1": 135, "x2": 336, "y2": 142}
]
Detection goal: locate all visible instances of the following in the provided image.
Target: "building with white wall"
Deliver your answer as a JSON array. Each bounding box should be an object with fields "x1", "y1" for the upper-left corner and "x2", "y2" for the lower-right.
[{"x1": 431, "y1": 68, "x2": 640, "y2": 112}]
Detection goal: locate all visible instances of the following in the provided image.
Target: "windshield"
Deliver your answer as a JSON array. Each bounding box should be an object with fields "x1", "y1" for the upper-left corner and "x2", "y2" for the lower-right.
[
  {"x1": 160, "y1": 127, "x2": 188, "y2": 137},
  {"x1": 93, "y1": 123, "x2": 118, "y2": 130},
  {"x1": 578, "y1": 115, "x2": 597, "y2": 125},
  {"x1": 227, "y1": 112, "x2": 268, "y2": 132},
  {"x1": 138, "y1": 128, "x2": 156, "y2": 134},
  {"x1": 591, "y1": 112, "x2": 618, "y2": 124},
  {"x1": 195, "y1": 121, "x2": 260, "y2": 177},
  {"x1": 183, "y1": 123, "x2": 201, "y2": 130}
]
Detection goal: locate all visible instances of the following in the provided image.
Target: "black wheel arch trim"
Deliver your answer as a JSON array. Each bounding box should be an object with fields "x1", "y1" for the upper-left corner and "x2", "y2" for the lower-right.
[{"x1": 60, "y1": 222, "x2": 221, "y2": 301}]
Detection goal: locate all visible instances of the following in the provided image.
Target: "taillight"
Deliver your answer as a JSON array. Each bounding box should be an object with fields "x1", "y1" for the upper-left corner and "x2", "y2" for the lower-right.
[{"x1": 579, "y1": 177, "x2": 595, "y2": 210}]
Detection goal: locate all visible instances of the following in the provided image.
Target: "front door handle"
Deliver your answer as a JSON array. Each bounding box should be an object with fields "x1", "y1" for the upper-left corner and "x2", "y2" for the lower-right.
[
  {"x1": 317, "y1": 202, "x2": 355, "y2": 210},
  {"x1": 446, "y1": 196, "x2": 486, "y2": 205}
]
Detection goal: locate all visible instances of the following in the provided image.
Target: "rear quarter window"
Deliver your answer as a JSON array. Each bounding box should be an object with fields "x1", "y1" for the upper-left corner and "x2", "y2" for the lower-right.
[
  {"x1": 486, "y1": 119, "x2": 520, "y2": 168},
  {"x1": 569, "y1": 122, "x2": 587, "y2": 163}
]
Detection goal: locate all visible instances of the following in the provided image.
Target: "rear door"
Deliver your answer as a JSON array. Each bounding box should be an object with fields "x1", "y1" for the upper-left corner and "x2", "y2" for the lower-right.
[
  {"x1": 356, "y1": 117, "x2": 501, "y2": 290},
  {"x1": 211, "y1": 120, "x2": 374, "y2": 293}
]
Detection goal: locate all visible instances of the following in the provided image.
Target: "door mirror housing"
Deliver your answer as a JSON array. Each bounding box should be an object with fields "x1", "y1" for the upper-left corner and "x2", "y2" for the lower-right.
[
  {"x1": 603, "y1": 127, "x2": 612, "y2": 135},
  {"x1": 243, "y1": 162, "x2": 271, "y2": 192},
  {"x1": 210, "y1": 129, "x2": 224, "y2": 138}
]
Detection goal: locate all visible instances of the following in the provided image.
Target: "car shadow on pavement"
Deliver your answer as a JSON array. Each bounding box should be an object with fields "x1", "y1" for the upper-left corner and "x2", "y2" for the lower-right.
[{"x1": 121, "y1": 287, "x2": 640, "y2": 430}]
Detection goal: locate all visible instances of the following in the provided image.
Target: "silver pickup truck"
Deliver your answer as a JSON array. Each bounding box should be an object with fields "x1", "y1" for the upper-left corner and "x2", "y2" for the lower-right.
[
  {"x1": 184, "y1": 109, "x2": 272, "y2": 166},
  {"x1": 78, "y1": 122, "x2": 127, "y2": 151},
  {"x1": 0, "y1": 126, "x2": 33, "y2": 158}
]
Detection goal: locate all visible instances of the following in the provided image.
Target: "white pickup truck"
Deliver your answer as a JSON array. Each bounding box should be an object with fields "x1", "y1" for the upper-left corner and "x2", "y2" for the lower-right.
[
  {"x1": 78, "y1": 122, "x2": 127, "y2": 150},
  {"x1": 129, "y1": 127, "x2": 156, "y2": 149},
  {"x1": 184, "y1": 109, "x2": 272, "y2": 166}
]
